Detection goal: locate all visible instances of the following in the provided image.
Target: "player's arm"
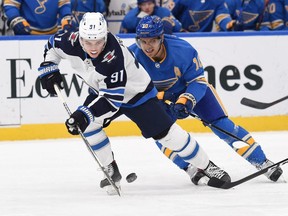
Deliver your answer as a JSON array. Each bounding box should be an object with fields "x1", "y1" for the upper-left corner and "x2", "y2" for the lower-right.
[
  {"x1": 58, "y1": 0, "x2": 73, "y2": 32},
  {"x1": 173, "y1": 50, "x2": 207, "y2": 119},
  {"x1": 3, "y1": 0, "x2": 31, "y2": 35},
  {"x1": 161, "y1": 15, "x2": 182, "y2": 33},
  {"x1": 66, "y1": 72, "x2": 126, "y2": 135},
  {"x1": 89, "y1": 66, "x2": 126, "y2": 116},
  {"x1": 37, "y1": 33, "x2": 70, "y2": 95},
  {"x1": 214, "y1": 0, "x2": 235, "y2": 31},
  {"x1": 67, "y1": 45, "x2": 128, "y2": 135}
]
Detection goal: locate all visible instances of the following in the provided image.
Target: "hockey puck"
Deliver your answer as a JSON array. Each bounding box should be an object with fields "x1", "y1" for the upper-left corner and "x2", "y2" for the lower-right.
[{"x1": 126, "y1": 173, "x2": 137, "y2": 183}]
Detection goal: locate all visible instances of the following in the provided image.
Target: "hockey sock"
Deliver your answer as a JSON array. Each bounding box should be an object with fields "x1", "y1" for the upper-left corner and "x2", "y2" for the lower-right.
[
  {"x1": 211, "y1": 117, "x2": 266, "y2": 165},
  {"x1": 155, "y1": 141, "x2": 189, "y2": 169}
]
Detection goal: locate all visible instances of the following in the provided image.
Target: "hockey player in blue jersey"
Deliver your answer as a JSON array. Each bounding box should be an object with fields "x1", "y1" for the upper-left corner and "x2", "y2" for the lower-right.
[
  {"x1": 171, "y1": 0, "x2": 235, "y2": 32},
  {"x1": 3, "y1": 0, "x2": 72, "y2": 35},
  {"x1": 120, "y1": 0, "x2": 182, "y2": 33},
  {"x1": 37, "y1": 12, "x2": 231, "y2": 194},
  {"x1": 129, "y1": 15, "x2": 283, "y2": 184}
]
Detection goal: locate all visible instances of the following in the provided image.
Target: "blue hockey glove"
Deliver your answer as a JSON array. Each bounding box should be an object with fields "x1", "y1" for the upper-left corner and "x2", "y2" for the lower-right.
[
  {"x1": 38, "y1": 62, "x2": 64, "y2": 95},
  {"x1": 173, "y1": 93, "x2": 196, "y2": 119},
  {"x1": 65, "y1": 106, "x2": 94, "y2": 135},
  {"x1": 10, "y1": 17, "x2": 31, "y2": 35}
]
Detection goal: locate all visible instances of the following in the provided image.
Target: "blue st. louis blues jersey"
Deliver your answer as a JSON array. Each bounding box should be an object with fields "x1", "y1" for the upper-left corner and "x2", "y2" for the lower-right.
[
  {"x1": 129, "y1": 34, "x2": 207, "y2": 104},
  {"x1": 43, "y1": 31, "x2": 156, "y2": 121},
  {"x1": 120, "y1": 6, "x2": 182, "y2": 33},
  {"x1": 267, "y1": 0, "x2": 288, "y2": 30},
  {"x1": 4, "y1": 0, "x2": 71, "y2": 34},
  {"x1": 71, "y1": 0, "x2": 106, "y2": 30},
  {"x1": 172, "y1": 0, "x2": 232, "y2": 32},
  {"x1": 226, "y1": 0, "x2": 266, "y2": 31}
]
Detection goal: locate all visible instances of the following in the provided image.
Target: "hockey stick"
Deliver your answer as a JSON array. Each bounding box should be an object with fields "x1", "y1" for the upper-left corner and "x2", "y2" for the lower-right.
[
  {"x1": 189, "y1": 113, "x2": 252, "y2": 146},
  {"x1": 53, "y1": 84, "x2": 121, "y2": 196},
  {"x1": 165, "y1": 100, "x2": 251, "y2": 146},
  {"x1": 240, "y1": 95, "x2": 288, "y2": 109},
  {"x1": 208, "y1": 158, "x2": 288, "y2": 189}
]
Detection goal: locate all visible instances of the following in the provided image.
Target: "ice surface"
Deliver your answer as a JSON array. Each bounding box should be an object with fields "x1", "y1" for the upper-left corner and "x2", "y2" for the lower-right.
[{"x1": 0, "y1": 131, "x2": 287, "y2": 216}]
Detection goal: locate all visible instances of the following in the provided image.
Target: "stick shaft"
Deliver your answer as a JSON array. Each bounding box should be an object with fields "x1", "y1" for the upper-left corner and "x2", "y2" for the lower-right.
[
  {"x1": 53, "y1": 84, "x2": 121, "y2": 196},
  {"x1": 190, "y1": 113, "x2": 251, "y2": 146}
]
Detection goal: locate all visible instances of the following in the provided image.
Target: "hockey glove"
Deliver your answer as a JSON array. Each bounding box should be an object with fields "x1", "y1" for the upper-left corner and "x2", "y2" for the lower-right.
[
  {"x1": 10, "y1": 17, "x2": 31, "y2": 35},
  {"x1": 226, "y1": 20, "x2": 236, "y2": 31},
  {"x1": 65, "y1": 106, "x2": 94, "y2": 135},
  {"x1": 173, "y1": 93, "x2": 195, "y2": 119},
  {"x1": 38, "y1": 62, "x2": 64, "y2": 95},
  {"x1": 60, "y1": 15, "x2": 73, "y2": 33}
]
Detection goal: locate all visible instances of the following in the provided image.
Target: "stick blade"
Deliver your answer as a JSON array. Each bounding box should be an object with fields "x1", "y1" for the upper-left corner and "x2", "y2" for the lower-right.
[
  {"x1": 240, "y1": 97, "x2": 268, "y2": 109},
  {"x1": 209, "y1": 158, "x2": 288, "y2": 189}
]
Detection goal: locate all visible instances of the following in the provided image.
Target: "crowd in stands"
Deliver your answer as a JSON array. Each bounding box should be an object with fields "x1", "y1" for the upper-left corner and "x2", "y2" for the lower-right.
[{"x1": 0, "y1": 0, "x2": 287, "y2": 36}]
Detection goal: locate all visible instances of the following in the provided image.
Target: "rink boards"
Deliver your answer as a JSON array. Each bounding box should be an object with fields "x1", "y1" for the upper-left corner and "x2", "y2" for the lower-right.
[{"x1": 0, "y1": 32, "x2": 287, "y2": 140}]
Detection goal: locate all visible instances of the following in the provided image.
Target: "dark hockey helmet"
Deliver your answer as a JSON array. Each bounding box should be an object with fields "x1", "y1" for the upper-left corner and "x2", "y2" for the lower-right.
[
  {"x1": 137, "y1": 0, "x2": 156, "y2": 5},
  {"x1": 136, "y1": 15, "x2": 164, "y2": 39}
]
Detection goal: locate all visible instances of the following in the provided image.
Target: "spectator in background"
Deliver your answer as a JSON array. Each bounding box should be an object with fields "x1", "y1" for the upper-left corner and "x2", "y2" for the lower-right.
[
  {"x1": 71, "y1": 0, "x2": 107, "y2": 31},
  {"x1": 266, "y1": 0, "x2": 288, "y2": 30},
  {"x1": 157, "y1": 0, "x2": 176, "y2": 11},
  {"x1": 172, "y1": 0, "x2": 235, "y2": 32},
  {"x1": 0, "y1": 0, "x2": 10, "y2": 35},
  {"x1": 225, "y1": 0, "x2": 269, "y2": 31},
  {"x1": 120, "y1": 0, "x2": 182, "y2": 34},
  {"x1": 123, "y1": 0, "x2": 177, "y2": 10},
  {"x1": 3, "y1": 0, "x2": 72, "y2": 35}
]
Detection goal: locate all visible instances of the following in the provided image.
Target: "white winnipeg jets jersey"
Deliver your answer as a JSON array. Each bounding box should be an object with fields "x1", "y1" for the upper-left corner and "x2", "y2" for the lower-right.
[{"x1": 42, "y1": 31, "x2": 157, "y2": 120}]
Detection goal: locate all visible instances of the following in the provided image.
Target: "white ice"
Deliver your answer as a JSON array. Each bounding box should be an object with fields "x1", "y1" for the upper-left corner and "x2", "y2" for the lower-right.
[{"x1": 0, "y1": 131, "x2": 287, "y2": 216}]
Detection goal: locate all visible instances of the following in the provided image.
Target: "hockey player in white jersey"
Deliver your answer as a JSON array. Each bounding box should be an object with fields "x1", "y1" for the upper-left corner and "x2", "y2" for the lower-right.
[{"x1": 38, "y1": 12, "x2": 231, "y2": 195}]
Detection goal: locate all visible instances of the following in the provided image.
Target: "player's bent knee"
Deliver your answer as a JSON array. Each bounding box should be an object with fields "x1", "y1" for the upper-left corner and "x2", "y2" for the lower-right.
[{"x1": 155, "y1": 123, "x2": 190, "y2": 150}]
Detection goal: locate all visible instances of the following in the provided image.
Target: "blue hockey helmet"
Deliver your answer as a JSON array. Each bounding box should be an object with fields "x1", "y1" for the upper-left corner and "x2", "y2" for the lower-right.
[
  {"x1": 137, "y1": 0, "x2": 156, "y2": 5},
  {"x1": 136, "y1": 15, "x2": 164, "y2": 39}
]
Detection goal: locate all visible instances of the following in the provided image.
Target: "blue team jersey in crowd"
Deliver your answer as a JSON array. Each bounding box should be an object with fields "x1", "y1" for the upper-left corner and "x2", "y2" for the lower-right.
[
  {"x1": 129, "y1": 34, "x2": 207, "y2": 103},
  {"x1": 267, "y1": 0, "x2": 288, "y2": 30},
  {"x1": 226, "y1": 0, "x2": 266, "y2": 31},
  {"x1": 71, "y1": 0, "x2": 106, "y2": 30},
  {"x1": 172, "y1": 0, "x2": 233, "y2": 32},
  {"x1": 120, "y1": 6, "x2": 182, "y2": 33},
  {"x1": 4, "y1": 0, "x2": 71, "y2": 34}
]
